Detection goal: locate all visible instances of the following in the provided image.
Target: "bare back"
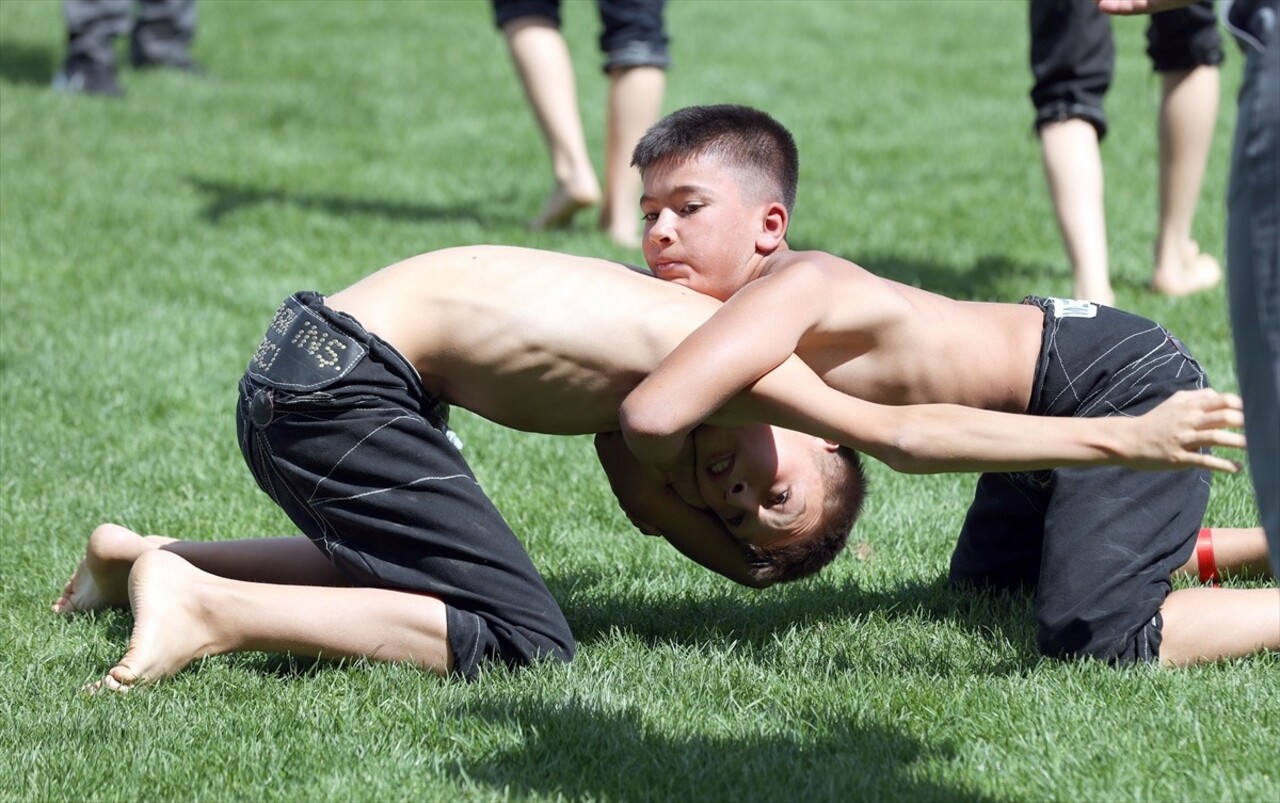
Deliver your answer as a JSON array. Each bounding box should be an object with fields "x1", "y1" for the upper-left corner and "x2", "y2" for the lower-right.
[
  {"x1": 326, "y1": 246, "x2": 722, "y2": 434},
  {"x1": 765, "y1": 250, "x2": 1045, "y2": 412}
]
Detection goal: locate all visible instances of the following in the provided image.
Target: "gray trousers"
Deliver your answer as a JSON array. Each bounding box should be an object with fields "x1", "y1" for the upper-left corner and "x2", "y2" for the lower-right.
[
  {"x1": 1224, "y1": 0, "x2": 1280, "y2": 575},
  {"x1": 64, "y1": 0, "x2": 196, "y2": 69}
]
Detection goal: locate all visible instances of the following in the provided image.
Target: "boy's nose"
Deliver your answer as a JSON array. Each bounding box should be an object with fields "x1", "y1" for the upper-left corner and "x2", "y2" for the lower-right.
[{"x1": 649, "y1": 210, "x2": 676, "y2": 242}]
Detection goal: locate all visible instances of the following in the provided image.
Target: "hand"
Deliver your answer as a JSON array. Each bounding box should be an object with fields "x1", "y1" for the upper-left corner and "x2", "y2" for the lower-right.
[
  {"x1": 1094, "y1": 0, "x2": 1196, "y2": 15},
  {"x1": 1122, "y1": 389, "x2": 1246, "y2": 472}
]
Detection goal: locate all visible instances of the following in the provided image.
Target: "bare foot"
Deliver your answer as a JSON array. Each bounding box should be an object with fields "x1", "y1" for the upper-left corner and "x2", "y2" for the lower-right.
[
  {"x1": 1151, "y1": 241, "x2": 1222, "y2": 297},
  {"x1": 529, "y1": 180, "x2": 600, "y2": 230},
  {"x1": 52, "y1": 524, "x2": 177, "y2": 614},
  {"x1": 85, "y1": 549, "x2": 218, "y2": 693}
]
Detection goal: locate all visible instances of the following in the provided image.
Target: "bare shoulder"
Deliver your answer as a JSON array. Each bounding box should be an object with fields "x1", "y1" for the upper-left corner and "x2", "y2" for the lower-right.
[
  {"x1": 753, "y1": 250, "x2": 892, "y2": 305},
  {"x1": 763, "y1": 250, "x2": 881, "y2": 287}
]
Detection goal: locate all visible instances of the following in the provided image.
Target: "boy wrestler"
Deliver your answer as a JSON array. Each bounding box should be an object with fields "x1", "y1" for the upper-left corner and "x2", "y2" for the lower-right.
[
  {"x1": 59, "y1": 245, "x2": 1248, "y2": 691},
  {"x1": 619, "y1": 104, "x2": 1277, "y2": 666}
]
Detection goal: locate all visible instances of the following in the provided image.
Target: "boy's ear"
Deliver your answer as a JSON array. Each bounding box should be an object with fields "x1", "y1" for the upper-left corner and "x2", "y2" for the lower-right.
[{"x1": 756, "y1": 202, "x2": 789, "y2": 253}]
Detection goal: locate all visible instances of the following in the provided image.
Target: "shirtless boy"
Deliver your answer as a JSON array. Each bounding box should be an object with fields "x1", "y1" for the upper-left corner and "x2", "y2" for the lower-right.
[
  {"x1": 619, "y1": 104, "x2": 1277, "y2": 667},
  {"x1": 58, "y1": 245, "x2": 1250, "y2": 691}
]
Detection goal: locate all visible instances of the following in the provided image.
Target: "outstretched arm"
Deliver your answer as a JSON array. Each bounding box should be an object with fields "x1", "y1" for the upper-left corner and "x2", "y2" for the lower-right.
[
  {"x1": 719, "y1": 354, "x2": 1246, "y2": 474},
  {"x1": 621, "y1": 262, "x2": 1244, "y2": 474},
  {"x1": 1094, "y1": 0, "x2": 1195, "y2": 14},
  {"x1": 593, "y1": 433, "x2": 770, "y2": 588}
]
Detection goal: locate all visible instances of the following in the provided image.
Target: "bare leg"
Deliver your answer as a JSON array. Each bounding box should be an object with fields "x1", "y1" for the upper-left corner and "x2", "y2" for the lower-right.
[
  {"x1": 503, "y1": 17, "x2": 601, "y2": 230},
  {"x1": 1151, "y1": 65, "x2": 1222, "y2": 297},
  {"x1": 600, "y1": 65, "x2": 665, "y2": 248},
  {"x1": 53, "y1": 524, "x2": 176, "y2": 614},
  {"x1": 1040, "y1": 118, "x2": 1114, "y2": 306},
  {"x1": 1158, "y1": 586, "x2": 1280, "y2": 666},
  {"x1": 53, "y1": 523, "x2": 346, "y2": 614},
  {"x1": 1174, "y1": 526, "x2": 1273, "y2": 581},
  {"x1": 89, "y1": 549, "x2": 452, "y2": 692}
]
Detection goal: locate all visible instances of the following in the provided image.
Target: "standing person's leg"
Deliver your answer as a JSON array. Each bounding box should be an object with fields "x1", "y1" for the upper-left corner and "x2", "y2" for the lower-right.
[
  {"x1": 495, "y1": 1, "x2": 602, "y2": 230},
  {"x1": 131, "y1": 0, "x2": 199, "y2": 69},
  {"x1": 1225, "y1": 0, "x2": 1280, "y2": 576},
  {"x1": 54, "y1": 0, "x2": 131, "y2": 96},
  {"x1": 597, "y1": 0, "x2": 669, "y2": 248},
  {"x1": 1148, "y1": 0, "x2": 1224, "y2": 296},
  {"x1": 1030, "y1": 0, "x2": 1116, "y2": 305},
  {"x1": 1039, "y1": 120, "x2": 1112, "y2": 304}
]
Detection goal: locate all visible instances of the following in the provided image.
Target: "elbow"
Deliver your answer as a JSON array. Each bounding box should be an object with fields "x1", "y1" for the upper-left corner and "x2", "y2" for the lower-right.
[
  {"x1": 869, "y1": 429, "x2": 935, "y2": 475},
  {"x1": 619, "y1": 394, "x2": 683, "y2": 445}
]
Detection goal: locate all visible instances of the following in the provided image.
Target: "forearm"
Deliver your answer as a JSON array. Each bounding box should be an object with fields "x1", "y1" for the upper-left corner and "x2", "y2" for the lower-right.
[
  {"x1": 739, "y1": 361, "x2": 1242, "y2": 473},
  {"x1": 594, "y1": 434, "x2": 767, "y2": 586},
  {"x1": 1094, "y1": 0, "x2": 1196, "y2": 15}
]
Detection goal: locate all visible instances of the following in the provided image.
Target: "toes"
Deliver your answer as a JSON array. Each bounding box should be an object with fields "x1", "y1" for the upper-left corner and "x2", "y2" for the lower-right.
[{"x1": 85, "y1": 664, "x2": 138, "y2": 694}]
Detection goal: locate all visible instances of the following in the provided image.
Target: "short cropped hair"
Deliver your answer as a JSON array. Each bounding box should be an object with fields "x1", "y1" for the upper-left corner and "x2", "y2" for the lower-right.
[
  {"x1": 632, "y1": 104, "x2": 800, "y2": 213},
  {"x1": 744, "y1": 446, "x2": 868, "y2": 585}
]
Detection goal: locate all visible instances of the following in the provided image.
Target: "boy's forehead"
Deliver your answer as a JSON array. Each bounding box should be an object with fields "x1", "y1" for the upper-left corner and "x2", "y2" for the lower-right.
[{"x1": 642, "y1": 153, "x2": 748, "y2": 195}]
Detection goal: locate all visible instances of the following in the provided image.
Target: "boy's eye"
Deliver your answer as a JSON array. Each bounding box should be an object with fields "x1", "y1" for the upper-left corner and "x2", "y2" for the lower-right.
[
  {"x1": 766, "y1": 490, "x2": 789, "y2": 508},
  {"x1": 642, "y1": 211, "x2": 658, "y2": 222},
  {"x1": 680, "y1": 203, "x2": 702, "y2": 215},
  {"x1": 726, "y1": 513, "x2": 745, "y2": 527}
]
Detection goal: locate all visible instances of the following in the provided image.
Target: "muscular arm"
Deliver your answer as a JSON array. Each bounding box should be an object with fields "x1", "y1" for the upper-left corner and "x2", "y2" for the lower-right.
[{"x1": 593, "y1": 433, "x2": 770, "y2": 588}]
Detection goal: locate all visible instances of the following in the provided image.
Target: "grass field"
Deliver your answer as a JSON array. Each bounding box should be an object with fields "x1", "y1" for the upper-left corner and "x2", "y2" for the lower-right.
[{"x1": 1, "y1": 1, "x2": 1276, "y2": 800}]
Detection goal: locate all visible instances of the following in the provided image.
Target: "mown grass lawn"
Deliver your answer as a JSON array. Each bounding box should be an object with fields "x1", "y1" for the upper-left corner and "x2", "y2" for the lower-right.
[{"x1": 2, "y1": 1, "x2": 1275, "y2": 801}]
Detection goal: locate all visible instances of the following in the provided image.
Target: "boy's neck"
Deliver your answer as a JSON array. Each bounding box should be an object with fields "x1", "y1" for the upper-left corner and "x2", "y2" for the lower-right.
[{"x1": 755, "y1": 240, "x2": 792, "y2": 278}]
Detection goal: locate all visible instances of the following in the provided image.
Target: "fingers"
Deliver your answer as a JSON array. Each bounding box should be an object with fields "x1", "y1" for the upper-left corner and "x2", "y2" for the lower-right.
[
  {"x1": 1174, "y1": 388, "x2": 1244, "y2": 412},
  {"x1": 1169, "y1": 389, "x2": 1247, "y2": 436},
  {"x1": 1197, "y1": 408, "x2": 1246, "y2": 431},
  {"x1": 1189, "y1": 453, "x2": 1242, "y2": 474}
]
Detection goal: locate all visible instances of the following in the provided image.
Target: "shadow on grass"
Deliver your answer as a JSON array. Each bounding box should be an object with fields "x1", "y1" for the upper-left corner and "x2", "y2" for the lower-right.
[
  {"x1": 0, "y1": 39, "x2": 55, "y2": 86},
  {"x1": 186, "y1": 176, "x2": 521, "y2": 228},
  {"x1": 444, "y1": 697, "x2": 994, "y2": 802},
  {"x1": 551, "y1": 569, "x2": 1040, "y2": 673},
  {"x1": 790, "y1": 239, "x2": 1053, "y2": 303}
]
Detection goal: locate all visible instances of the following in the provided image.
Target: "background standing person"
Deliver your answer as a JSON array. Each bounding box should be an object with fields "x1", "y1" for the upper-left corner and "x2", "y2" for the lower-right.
[
  {"x1": 53, "y1": 0, "x2": 199, "y2": 97},
  {"x1": 494, "y1": 0, "x2": 669, "y2": 247},
  {"x1": 1098, "y1": 0, "x2": 1280, "y2": 577},
  {"x1": 1030, "y1": 0, "x2": 1223, "y2": 305}
]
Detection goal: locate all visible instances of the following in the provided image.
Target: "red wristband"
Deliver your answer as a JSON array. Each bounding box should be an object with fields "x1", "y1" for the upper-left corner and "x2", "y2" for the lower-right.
[{"x1": 1196, "y1": 527, "x2": 1218, "y2": 585}]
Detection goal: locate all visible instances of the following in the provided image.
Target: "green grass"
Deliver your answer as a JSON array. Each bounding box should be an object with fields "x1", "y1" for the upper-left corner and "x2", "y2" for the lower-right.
[{"x1": 2, "y1": 1, "x2": 1275, "y2": 800}]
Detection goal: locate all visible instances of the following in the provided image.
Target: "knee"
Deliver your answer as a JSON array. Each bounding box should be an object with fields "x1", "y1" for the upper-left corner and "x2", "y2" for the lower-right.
[
  {"x1": 1034, "y1": 102, "x2": 1107, "y2": 140},
  {"x1": 1036, "y1": 613, "x2": 1162, "y2": 664}
]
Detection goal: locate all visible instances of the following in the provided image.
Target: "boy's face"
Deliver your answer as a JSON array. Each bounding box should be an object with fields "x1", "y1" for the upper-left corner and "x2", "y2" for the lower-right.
[
  {"x1": 691, "y1": 423, "x2": 837, "y2": 549},
  {"x1": 640, "y1": 154, "x2": 777, "y2": 302}
]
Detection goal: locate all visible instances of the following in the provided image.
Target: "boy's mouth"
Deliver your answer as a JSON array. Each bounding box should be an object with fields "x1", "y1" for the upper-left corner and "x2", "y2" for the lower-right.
[
  {"x1": 651, "y1": 261, "x2": 682, "y2": 278},
  {"x1": 705, "y1": 453, "x2": 734, "y2": 479}
]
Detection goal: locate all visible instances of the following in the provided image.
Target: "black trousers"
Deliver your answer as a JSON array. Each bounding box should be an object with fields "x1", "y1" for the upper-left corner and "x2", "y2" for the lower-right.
[
  {"x1": 63, "y1": 0, "x2": 196, "y2": 69},
  {"x1": 951, "y1": 298, "x2": 1211, "y2": 664},
  {"x1": 237, "y1": 292, "x2": 574, "y2": 678},
  {"x1": 1028, "y1": 0, "x2": 1222, "y2": 138}
]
